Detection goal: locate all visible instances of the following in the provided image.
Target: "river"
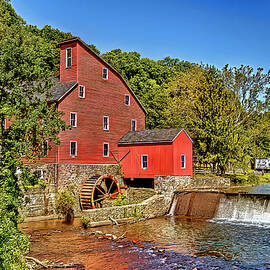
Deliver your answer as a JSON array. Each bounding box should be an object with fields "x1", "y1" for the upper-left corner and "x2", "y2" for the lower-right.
[{"x1": 21, "y1": 215, "x2": 270, "y2": 270}]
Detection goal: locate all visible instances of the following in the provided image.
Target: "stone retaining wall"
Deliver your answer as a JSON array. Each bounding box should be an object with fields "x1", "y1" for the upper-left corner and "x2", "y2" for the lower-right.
[
  {"x1": 21, "y1": 186, "x2": 57, "y2": 218},
  {"x1": 82, "y1": 195, "x2": 167, "y2": 223},
  {"x1": 127, "y1": 187, "x2": 156, "y2": 204}
]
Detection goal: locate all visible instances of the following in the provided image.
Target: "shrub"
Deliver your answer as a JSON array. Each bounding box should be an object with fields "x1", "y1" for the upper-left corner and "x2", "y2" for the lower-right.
[
  {"x1": 113, "y1": 193, "x2": 128, "y2": 206},
  {"x1": 55, "y1": 189, "x2": 75, "y2": 222},
  {"x1": 247, "y1": 174, "x2": 259, "y2": 185},
  {"x1": 81, "y1": 216, "x2": 91, "y2": 229}
]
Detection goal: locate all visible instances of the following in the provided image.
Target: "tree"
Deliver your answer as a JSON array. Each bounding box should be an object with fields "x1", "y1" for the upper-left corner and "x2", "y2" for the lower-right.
[
  {"x1": 102, "y1": 49, "x2": 178, "y2": 128},
  {"x1": 165, "y1": 66, "x2": 243, "y2": 174},
  {"x1": 0, "y1": 1, "x2": 66, "y2": 268}
]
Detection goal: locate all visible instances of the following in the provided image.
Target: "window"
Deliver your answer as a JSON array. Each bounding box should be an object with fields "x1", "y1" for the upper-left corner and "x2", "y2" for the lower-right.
[
  {"x1": 42, "y1": 141, "x2": 48, "y2": 157},
  {"x1": 66, "y1": 48, "x2": 72, "y2": 68},
  {"x1": 2, "y1": 119, "x2": 6, "y2": 130},
  {"x1": 70, "y1": 141, "x2": 77, "y2": 157},
  {"x1": 181, "y1": 154, "x2": 186, "y2": 169},
  {"x1": 131, "y1": 119, "x2": 136, "y2": 131},
  {"x1": 70, "y1": 112, "x2": 77, "y2": 127},
  {"x1": 102, "y1": 68, "x2": 108, "y2": 80},
  {"x1": 125, "y1": 94, "x2": 130, "y2": 106},
  {"x1": 103, "y1": 143, "x2": 109, "y2": 157},
  {"x1": 103, "y1": 116, "x2": 109, "y2": 130},
  {"x1": 78, "y1": 85, "x2": 85, "y2": 98},
  {"x1": 141, "y1": 155, "x2": 148, "y2": 170}
]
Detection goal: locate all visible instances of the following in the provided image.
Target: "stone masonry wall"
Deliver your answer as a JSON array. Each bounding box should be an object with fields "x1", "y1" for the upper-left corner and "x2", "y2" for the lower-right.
[
  {"x1": 127, "y1": 188, "x2": 156, "y2": 204},
  {"x1": 21, "y1": 186, "x2": 57, "y2": 218},
  {"x1": 154, "y1": 175, "x2": 230, "y2": 205},
  {"x1": 82, "y1": 195, "x2": 167, "y2": 223}
]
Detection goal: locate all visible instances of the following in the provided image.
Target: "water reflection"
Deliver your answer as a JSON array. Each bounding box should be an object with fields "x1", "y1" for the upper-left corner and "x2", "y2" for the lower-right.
[
  {"x1": 249, "y1": 183, "x2": 270, "y2": 194},
  {"x1": 21, "y1": 216, "x2": 270, "y2": 269}
]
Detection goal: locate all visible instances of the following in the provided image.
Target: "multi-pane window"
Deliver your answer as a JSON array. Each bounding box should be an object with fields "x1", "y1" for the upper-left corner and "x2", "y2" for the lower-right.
[
  {"x1": 125, "y1": 94, "x2": 130, "y2": 106},
  {"x1": 42, "y1": 141, "x2": 48, "y2": 157},
  {"x1": 181, "y1": 154, "x2": 186, "y2": 168},
  {"x1": 131, "y1": 119, "x2": 136, "y2": 131},
  {"x1": 141, "y1": 155, "x2": 148, "y2": 169},
  {"x1": 79, "y1": 85, "x2": 85, "y2": 98},
  {"x1": 103, "y1": 116, "x2": 109, "y2": 130},
  {"x1": 70, "y1": 112, "x2": 77, "y2": 127},
  {"x1": 102, "y1": 68, "x2": 108, "y2": 80},
  {"x1": 70, "y1": 141, "x2": 77, "y2": 156},
  {"x1": 103, "y1": 143, "x2": 109, "y2": 157},
  {"x1": 66, "y1": 48, "x2": 72, "y2": 68}
]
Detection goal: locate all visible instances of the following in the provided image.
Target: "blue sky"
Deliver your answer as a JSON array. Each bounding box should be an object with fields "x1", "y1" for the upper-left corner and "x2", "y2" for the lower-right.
[{"x1": 12, "y1": 0, "x2": 270, "y2": 71}]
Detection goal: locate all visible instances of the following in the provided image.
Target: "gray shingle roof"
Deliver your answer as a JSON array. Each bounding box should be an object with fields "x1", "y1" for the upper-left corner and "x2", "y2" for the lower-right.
[
  {"x1": 118, "y1": 128, "x2": 185, "y2": 145},
  {"x1": 48, "y1": 75, "x2": 78, "y2": 102}
]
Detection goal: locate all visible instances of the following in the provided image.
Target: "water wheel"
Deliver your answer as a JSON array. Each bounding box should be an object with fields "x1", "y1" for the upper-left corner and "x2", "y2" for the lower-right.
[{"x1": 80, "y1": 174, "x2": 120, "y2": 210}]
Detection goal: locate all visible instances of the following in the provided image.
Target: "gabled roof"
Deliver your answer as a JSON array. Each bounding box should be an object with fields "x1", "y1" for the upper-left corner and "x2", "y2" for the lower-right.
[
  {"x1": 48, "y1": 75, "x2": 78, "y2": 102},
  {"x1": 58, "y1": 37, "x2": 147, "y2": 114},
  {"x1": 118, "y1": 128, "x2": 193, "y2": 145}
]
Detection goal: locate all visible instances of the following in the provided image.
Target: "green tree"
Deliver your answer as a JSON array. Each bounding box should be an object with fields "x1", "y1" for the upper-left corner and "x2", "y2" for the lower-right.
[
  {"x1": 165, "y1": 66, "x2": 242, "y2": 174},
  {"x1": 0, "y1": 1, "x2": 66, "y2": 268},
  {"x1": 102, "y1": 49, "x2": 179, "y2": 128}
]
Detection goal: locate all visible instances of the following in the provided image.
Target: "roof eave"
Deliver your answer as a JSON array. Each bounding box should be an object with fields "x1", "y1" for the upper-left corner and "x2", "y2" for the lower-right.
[{"x1": 58, "y1": 38, "x2": 147, "y2": 114}]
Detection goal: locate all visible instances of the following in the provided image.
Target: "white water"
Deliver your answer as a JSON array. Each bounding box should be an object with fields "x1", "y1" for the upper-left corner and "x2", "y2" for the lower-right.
[
  {"x1": 168, "y1": 195, "x2": 177, "y2": 216},
  {"x1": 212, "y1": 194, "x2": 270, "y2": 225}
]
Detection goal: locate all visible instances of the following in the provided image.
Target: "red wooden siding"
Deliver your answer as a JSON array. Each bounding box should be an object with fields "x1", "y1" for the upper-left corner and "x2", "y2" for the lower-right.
[
  {"x1": 119, "y1": 131, "x2": 193, "y2": 178},
  {"x1": 42, "y1": 39, "x2": 145, "y2": 164}
]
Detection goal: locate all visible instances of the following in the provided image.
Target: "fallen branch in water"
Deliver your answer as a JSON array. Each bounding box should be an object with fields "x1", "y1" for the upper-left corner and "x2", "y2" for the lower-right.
[
  {"x1": 109, "y1": 216, "x2": 119, "y2": 225},
  {"x1": 25, "y1": 256, "x2": 48, "y2": 268}
]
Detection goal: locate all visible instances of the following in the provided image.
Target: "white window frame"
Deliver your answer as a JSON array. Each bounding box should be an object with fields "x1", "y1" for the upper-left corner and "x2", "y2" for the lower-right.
[
  {"x1": 42, "y1": 140, "x2": 48, "y2": 157},
  {"x1": 103, "y1": 116, "x2": 109, "y2": 131},
  {"x1": 141, "y1": 155, "x2": 148, "y2": 170},
  {"x1": 66, "y1": 47, "x2": 72, "y2": 68},
  {"x1": 70, "y1": 112, "x2": 77, "y2": 127},
  {"x1": 131, "y1": 119, "x2": 137, "y2": 131},
  {"x1": 181, "y1": 154, "x2": 186, "y2": 169},
  {"x1": 78, "y1": 85, "x2": 85, "y2": 98},
  {"x1": 125, "y1": 94, "x2": 130, "y2": 106},
  {"x1": 102, "y1": 67, "x2": 108, "y2": 80},
  {"x1": 70, "y1": 141, "x2": 77, "y2": 157},
  {"x1": 103, "y1": 143, "x2": 109, "y2": 157}
]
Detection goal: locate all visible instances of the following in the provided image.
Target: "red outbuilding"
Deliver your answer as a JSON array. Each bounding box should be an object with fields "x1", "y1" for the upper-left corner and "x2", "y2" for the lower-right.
[{"x1": 118, "y1": 128, "x2": 193, "y2": 186}]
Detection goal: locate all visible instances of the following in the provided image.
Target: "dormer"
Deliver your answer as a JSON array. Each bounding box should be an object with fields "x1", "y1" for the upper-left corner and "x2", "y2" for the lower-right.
[{"x1": 59, "y1": 38, "x2": 79, "y2": 83}]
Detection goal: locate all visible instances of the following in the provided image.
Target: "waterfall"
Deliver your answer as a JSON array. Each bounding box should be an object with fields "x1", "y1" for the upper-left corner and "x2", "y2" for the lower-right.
[
  {"x1": 169, "y1": 191, "x2": 270, "y2": 225},
  {"x1": 168, "y1": 195, "x2": 178, "y2": 216},
  {"x1": 212, "y1": 194, "x2": 270, "y2": 224}
]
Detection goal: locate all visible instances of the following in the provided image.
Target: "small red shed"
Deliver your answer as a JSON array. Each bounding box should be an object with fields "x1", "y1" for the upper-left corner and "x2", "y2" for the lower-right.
[{"x1": 118, "y1": 128, "x2": 193, "y2": 182}]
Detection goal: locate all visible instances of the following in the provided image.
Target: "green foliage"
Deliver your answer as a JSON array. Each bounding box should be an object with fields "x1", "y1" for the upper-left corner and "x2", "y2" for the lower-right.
[
  {"x1": 113, "y1": 193, "x2": 128, "y2": 206},
  {"x1": 81, "y1": 216, "x2": 91, "y2": 229},
  {"x1": 55, "y1": 189, "x2": 75, "y2": 221},
  {"x1": 0, "y1": 1, "x2": 67, "y2": 268},
  {"x1": 101, "y1": 49, "x2": 191, "y2": 128}
]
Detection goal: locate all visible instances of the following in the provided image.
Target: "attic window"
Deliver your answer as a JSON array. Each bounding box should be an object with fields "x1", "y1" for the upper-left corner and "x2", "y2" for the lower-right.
[
  {"x1": 131, "y1": 119, "x2": 136, "y2": 131},
  {"x1": 66, "y1": 48, "x2": 72, "y2": 68},
  {"x1": 125, "y1": 94, "x2": 130, "y2": 106},
  {"x1": 102, "y1": 68, "x2": 108, "y2": 80},
  {"x1": 79, "y1": 85, "x2": 85, "y2": 98}
]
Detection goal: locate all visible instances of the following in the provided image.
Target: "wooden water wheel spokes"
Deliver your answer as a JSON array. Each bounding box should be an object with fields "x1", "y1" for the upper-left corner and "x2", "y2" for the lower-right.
[{"x1": 91, "y1": 174, "x2": 120, "y2": 208}]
